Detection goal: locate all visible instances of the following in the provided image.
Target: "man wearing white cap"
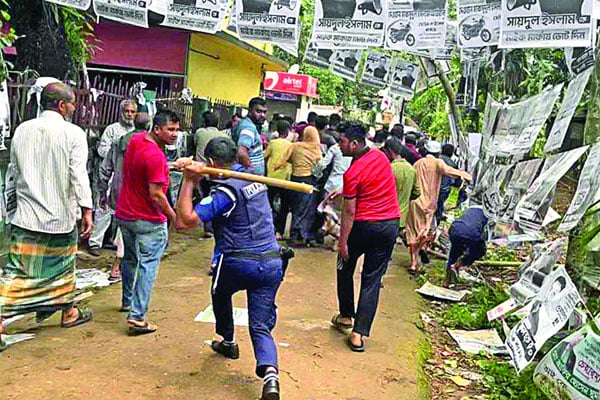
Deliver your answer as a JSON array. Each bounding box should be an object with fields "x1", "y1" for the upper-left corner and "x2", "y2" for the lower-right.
[{"x1": 405, "y1": 140, "x2": 472, "y2": 273}]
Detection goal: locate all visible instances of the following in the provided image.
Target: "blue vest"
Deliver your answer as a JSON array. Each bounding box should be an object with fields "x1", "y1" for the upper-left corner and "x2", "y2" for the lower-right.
[{"x1": 212, "y1": 178, "x2": 277, "y2": 253}]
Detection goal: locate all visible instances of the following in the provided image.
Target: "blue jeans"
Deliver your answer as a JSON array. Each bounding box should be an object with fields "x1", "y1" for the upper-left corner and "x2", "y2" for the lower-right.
[
  {"x1": 212, "y1": 252, "x2": 283, "y2": 377},
  {"x1": 117, "y1": 219, "x2": 168, "y2": 321}
]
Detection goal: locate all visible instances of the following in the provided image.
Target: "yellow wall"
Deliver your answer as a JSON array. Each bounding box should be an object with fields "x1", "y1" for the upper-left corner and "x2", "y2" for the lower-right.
[{"x1": 187, "y1": 33, "x2": 286, "y2": 105}]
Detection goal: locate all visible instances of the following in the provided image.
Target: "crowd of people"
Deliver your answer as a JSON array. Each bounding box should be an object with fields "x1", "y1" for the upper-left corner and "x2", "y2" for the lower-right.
[{"x1": 0, "y1": 83, "x2": 480, "y2": 400}]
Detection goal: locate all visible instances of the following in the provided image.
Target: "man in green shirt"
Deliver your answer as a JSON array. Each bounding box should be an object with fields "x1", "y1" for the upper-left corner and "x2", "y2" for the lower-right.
[
  {"x1": 381, "y1": 137, "x2": 421, "y2": 233},
  {"x1": 195, "y1": 111, "x2": 227, "y2": 161}
]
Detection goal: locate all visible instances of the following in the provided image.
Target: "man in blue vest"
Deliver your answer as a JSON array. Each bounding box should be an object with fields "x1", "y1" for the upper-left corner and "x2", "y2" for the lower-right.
[{"x1": 175, "y1": 137, "x2": 283, "y2": 400}]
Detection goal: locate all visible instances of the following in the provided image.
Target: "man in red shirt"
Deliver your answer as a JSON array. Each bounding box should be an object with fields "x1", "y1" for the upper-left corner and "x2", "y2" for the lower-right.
[
  {"x1": 115, "y1": 110, "x2": 179, "y2": 336},
  {"x1": 331, "y1": 121, "x2": 400, "y2": 352}
]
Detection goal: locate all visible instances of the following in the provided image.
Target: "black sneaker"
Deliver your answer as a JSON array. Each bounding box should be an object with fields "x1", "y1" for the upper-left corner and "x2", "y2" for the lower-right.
[
  {"x1": 211, "y1": 340, "x2": 239, "y2": 360},
  {"x1": 261, "y1": 379, "x2": 280, "y2": 400}
]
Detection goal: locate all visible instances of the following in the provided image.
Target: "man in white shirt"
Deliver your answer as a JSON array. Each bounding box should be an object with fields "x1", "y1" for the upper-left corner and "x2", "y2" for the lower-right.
[
  {"x1": 88, "y1": 99, "x2": 136, "y2": 256},
  {"x1": 0, "y1": 82, "x2": 94, "y2": 350}
]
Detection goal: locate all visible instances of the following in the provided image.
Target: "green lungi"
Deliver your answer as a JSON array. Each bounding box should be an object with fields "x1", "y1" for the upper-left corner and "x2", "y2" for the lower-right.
[{"x1": 0, "y1": 225, "x2": 78, "y2": 318}]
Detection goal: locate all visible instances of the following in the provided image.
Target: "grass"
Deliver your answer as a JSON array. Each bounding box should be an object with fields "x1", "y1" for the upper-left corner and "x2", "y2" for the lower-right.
[{"x1": 416, "y1": 337, "x2": 433, "y2": 400}]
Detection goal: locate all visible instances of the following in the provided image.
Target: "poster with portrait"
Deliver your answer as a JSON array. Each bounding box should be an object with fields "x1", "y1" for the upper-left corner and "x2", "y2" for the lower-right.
[
  {"x1": 389, "y1": 59, "x2": 419, "y2": 98},
  {"x1": 304, "y1": 43, "x2": 334, "y2": 69},
  {"x1": 44, "y1": 0, "x2": 91, "y2": 10},
  {"x1": 331, "y1": 49, "x2": 364, "y2": 80},
  {"x1": 361, "y1": 51, "x2": 391, "y2": 88},
  {"x1": 311, "y1": 0, "x2": 386, "y2": 49},
  {"x1": 505, "y1": 266, "x2": 582, "y2": 373},
  {"x1": 514, "y1": 146, "x2": 588, "y2": 232},
  {"x1": 236, "y1": 0, "x2": 300, "y2": 45},
  {"x1": 544, "y1": 68, "x2": 593, "y2": 153},
  {"x1": 94, "y1": 0, "x2": 149, "y2": 28},
  {"x1": 149, "y1": 0, "x2": 228, "y2": 34},
  {"x1": 385, "y1": 0, "x2": 448, "y2": 51},
  {"x1": 534, "y1": 325, "x2": 600, "y2": 400},
  {"x1": 565, "y1": 47, "x2": 596, "y2": 76},
  {"x1": 457, "y1": 0, "x2": 500, "y2": 47},
  {"x1": 499, "y1": 0, "x2": 594, "y2": 48},
  {"x1": 559, "y1": 143, "x2": 600, "y2": 232}
]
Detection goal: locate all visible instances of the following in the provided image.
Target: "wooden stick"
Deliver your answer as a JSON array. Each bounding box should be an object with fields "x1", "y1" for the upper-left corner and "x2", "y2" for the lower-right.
[{"x1": 185, "y1": 164, "x2": 314, "y2": 194}]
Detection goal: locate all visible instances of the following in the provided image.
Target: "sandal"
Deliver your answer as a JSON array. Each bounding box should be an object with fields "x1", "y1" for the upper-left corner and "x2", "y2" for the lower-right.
[
  {"x1": 61, "y1": 306, "x2": 93, "y2": 328},
  {"x1": 119, "y1": 306, "x2": 131, "y2": 313},
  {"x1": 331, "y1": 314, "x2": 353, "y2": 329},
  {"x1": 127, "y1": 320, "x2": 157, "y2": 336},
  {"x1": 347, "y1": 335, "x2": 365, "y2": 352}
]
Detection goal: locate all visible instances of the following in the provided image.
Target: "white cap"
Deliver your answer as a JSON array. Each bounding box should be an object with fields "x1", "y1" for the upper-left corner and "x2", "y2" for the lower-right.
[{"x1": 425, "y1": 140, "x2": 442, "y2": 154}]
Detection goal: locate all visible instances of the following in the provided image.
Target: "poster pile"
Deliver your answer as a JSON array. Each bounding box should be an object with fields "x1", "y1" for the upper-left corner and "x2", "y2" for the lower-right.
[
  {"x1": 236, "y1": 0, "x2": 301, "y2": 45},
  {"x1": 499, "y1": 0, "x2": 594, "y2": 48},
  {"x1": 385, "y1": 0, "x2": 448, "y2": 51},
  {"x1": 311, "y1": 0, "x2": 386, "y2": 49},
  {"x1": 505, "y1": 266, "x2": 582, "y2": 372},
  {"x1": 93, "y1": 0, "x2": 149, "y2": 28},
  {"x1": 457, "y1": 0, "x2": 500, "y2": 48},
  {"x1": 149, "y1": 0, "x2": 228, "y2": 34}
]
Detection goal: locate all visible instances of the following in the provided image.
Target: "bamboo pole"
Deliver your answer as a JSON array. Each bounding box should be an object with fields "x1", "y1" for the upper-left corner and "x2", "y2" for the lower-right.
[{"x1": 181, "y1": 161, "x2": 314, "y2": 194}]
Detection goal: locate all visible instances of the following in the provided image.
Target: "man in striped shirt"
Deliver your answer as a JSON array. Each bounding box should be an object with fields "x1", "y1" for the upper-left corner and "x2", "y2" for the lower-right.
[
  {"x1": 0, "y1": 82, "x2": 94, "y2": 349},
  {"x1": 234, "y1": 97, "x2": 267, "y2": 176}
]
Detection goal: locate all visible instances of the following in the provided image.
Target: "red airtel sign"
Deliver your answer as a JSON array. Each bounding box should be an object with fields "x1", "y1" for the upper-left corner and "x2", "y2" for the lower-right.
[{"x1": 264, "y1": 71, "x2": 318, "y2": 98}]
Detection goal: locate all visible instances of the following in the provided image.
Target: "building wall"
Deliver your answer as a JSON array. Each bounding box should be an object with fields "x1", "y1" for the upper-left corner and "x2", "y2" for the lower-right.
[{"x1": 186, "y1": 33, "x2": 286, "y2": 105}]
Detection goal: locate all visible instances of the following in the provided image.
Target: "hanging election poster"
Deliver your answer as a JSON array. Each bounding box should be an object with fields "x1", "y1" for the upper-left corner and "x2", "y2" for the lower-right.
[
  {"x1": 514, "y1": 146, "x2": 588, "y2": 232},
  {"x1": 559, "y1": 143, "x2": 600, "y2": 232},
  {"x1": 499, "y1": 0, "x2": 594, "y2": 49},
  {"x1": 545, "y1": 69, "x2": 593, "y2": 153},
  {"x1": 460, "y1": 45, "x2": 491, "y2": 61},
  {"x1": 565, "y1": 47, "x2": 596, "y2": 76},
  {"x1": 94, "y1": 0, "x2": 149, "y2": 28},
  {"x1": 311, "y1": 0, "x2": 386, "y2": 49},
  {"x1": 304, "y1": 43, "x2": 334, "y2": 69},
  {"x1": 44, "y1": 0, "x2": 91, "y2": 10},
  {"x1": 505, "y1": 266, "x2": 582, "y2": 373},
  {"x1": 331, "y1": 49, "x2": 364, "y2": 80},
  {"x1": 236, "y1": 0, "x2": 300, "y2": 45},
  {"x1": 429, "y1": 22, "x2": 457, "y2": 60},
  {"x1": 149, "y1": 0, "x2": 228, "y2": 34},
  {"x1": 534, "y1": 325, "x2": 600, "y2": 400},
  {"x1": 362, "y1": 51, "x2": 391, "y2": 88},
  {"x1": 457, "y1": 0, "x2": 500, "y2": 48},
  {"x1": 498, "y1": 158, "x2": 544, "y2": 224},
  {"x1": 389, "y1": 59, "x2": 419, "y2": 99},
  {"x1": 385, "y1": 0, "x2": 448, "y2": 51}
]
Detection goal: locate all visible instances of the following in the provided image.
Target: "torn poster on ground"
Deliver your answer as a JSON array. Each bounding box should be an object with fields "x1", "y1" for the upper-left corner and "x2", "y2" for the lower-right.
[
  {"x1": 448, "y1": 328, "x2": 509, "y2": 355},
  {"x1": 415, "y1": 281, "x2": 469, "y2": 302},
  {"x1": 195, "y1": 304, "x2": 249, "y2": 326}
]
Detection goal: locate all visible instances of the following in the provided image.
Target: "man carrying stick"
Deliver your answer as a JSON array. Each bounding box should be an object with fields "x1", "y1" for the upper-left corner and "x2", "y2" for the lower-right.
[{"x1": 175, "y1": 137, "x2": 287, "y2": 400}]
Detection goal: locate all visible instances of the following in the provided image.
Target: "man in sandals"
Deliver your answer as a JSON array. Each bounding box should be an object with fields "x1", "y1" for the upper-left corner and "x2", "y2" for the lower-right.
[
  {"x1": 175, "y1": 137, "x2": 284, "y2": 400},
  {"x1": 0, "y1": 82, "x2": 94, "y2": 349},
  {"x1": 115, "y1": 110, "x2": 179, "y2": 336}
]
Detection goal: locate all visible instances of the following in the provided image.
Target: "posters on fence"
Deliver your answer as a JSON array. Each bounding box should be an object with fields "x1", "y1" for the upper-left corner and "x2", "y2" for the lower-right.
[
  {"x1": 149, "y1": 0, "x2": 228, "y2": 34},
  {"x1": 45, "y1": 0, "x2": 91, "y2": 10},
  {"x1": 545, "y1": 68, "x2": 594, "y2": 153},
  {"x1": 236, "y1": 0, "x2": 300, "y2": 45},
  {"x1": 362, "y1": 51, "x2": 391, "y2": 88},
  {"x1": 448, "y1": 328, "x2": 509, "y2": 355},
  {"x1": 533, "y1": 325, "x2": 600, "y2": 400},
  {"x1": 565, "y1": 47, "x2": 596, "y2": 76},
  {"x1": 499, "y1": 0, "x2": 594, "y2": 48},
  {"x1": 331, "y1": 50, "x2": 363, "y2": 81},
  {"x1": 506, "y1": 266, "x2": 582, "y2": 373},
  {"x1": 93, "y1": 0, "x2": 149, "y2": 28},
  {"x1": 311, "y1": 0, "x2": 386, "y2": 49},
  {"x1": 389, "y1": 59, "x2": 419, "y2": 98},
  {"x1": 559, "y1": 143, "x2": 600, "y2": 232},
  {"x1": 457, "y1": 0, "x2": 500, "y2": 48},
  {"x1": 385, "y1": 0, "x2": 448, "y2": 51},
  {"x1": 515, "y1": 146, "x2": 588, "y2": 232}
]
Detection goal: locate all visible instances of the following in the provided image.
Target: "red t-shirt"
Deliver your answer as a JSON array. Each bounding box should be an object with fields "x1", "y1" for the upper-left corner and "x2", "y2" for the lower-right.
[
  {"x1": 343, "y1": 148, "x2": 401, "y2": 222},
  {"x1": 115, "y1": 133, "x2": 170, "y2": 223}
]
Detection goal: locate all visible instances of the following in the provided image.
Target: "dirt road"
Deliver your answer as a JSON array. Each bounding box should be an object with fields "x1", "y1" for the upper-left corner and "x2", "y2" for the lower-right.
[{"x1": 0, "y1": 233, "x2": 425, "y2": 400}]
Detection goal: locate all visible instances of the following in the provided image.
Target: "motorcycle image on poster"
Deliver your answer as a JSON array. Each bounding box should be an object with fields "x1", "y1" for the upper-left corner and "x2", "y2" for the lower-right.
[
  {"x1": 458, "y1": 0, "x2": 501, "y2": 47},
  {"x1": 385, "y1": 0, "x2": 448, "y2": 51}
]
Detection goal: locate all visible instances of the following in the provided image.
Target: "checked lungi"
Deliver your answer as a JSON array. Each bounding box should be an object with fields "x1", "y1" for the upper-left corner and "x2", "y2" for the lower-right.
[{"x1": 0, "y1": 226, "x2": 78, "y2": 317}]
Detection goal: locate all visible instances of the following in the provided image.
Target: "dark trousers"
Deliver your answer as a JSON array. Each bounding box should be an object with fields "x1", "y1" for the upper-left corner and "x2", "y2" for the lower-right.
[
  {"x1": 436, "y1": 187, "x2": 451, "y2": 224},
  {"x1": 212, "y1": 254, "x2": 283, "y2": 377},
  {"x1": 268, "y1": 186, "x2": 290, "y2": 236},
  {"x1": 447, "y1": 225, "x2": 486, "y2": 268},
  {"x1": 289, "y1": 175, "x2": 313, "y2": 240},
  {"x1": 337, "y1": 219, "x2": 398, "y2": 336}
]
